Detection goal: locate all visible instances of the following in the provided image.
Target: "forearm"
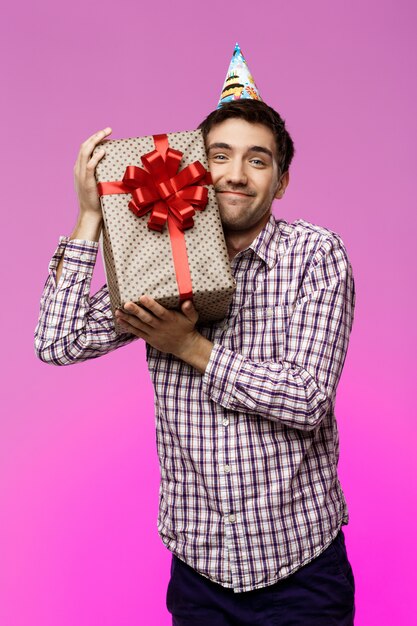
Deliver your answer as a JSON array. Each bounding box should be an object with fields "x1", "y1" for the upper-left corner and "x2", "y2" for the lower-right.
[
  {"x1": 35, "y1": 237, "x2": 137, "y2": 366},
  {"x1": 202, "y1": 239, "x2": 355, "y2": 431},
  {"x1": 176, "y1": 333, "x2": 214, "y2": 374},
  {"x1": 202, "y1": 344, "x2": 329, "y2": 431}
]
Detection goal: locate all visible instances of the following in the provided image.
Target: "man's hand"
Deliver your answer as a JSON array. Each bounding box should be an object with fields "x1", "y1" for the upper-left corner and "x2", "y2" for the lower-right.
[
  {"x1": 74, "y1": 127, "x2": 112, "y2": 217},
  {"x1": 55, "y1": 127, "x2": 113, "y2": 285},
  {"x1": 115, "y1": 295, "x2": 213, "y2": 374}
]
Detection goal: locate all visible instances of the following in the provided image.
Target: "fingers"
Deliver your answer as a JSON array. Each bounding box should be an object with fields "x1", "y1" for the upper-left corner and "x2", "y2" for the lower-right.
[
  {"x1": 181, "y1": 300, "x2": 199, "y2": 324},
  {"x1": 138, "y1": 295, "x2": 170, "y2": 320},
  {"x1": 73, "y1": 126, "x2": 113, "y2": 215},
  {"x1": 75, "y1": 127, "x2": 112, "y2": 177},
  {"x1": 116, "y1": 311, "x2": 150, "y2": 336},
  {"x1": 86, "y1": 146, "x2": 107, "y2": 174},
  {"x1": 81, "y1": 127, "x2": 112, "y2": 161},
  {"x1": 116, "y1": 302, "x2": 157, "y2": 332},
  {"x1": 118, "y1": 321, "x2": 148, "y2": 339},
  {"x1": 123, "y1": 301, "x2": 159, "y2": 327},
  {"x1": 116, "y1": 297, "x2": 198, "y2": 331}
]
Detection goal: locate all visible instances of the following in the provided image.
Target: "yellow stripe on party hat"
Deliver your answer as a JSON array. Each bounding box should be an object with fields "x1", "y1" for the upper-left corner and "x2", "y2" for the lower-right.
[{"x1": 217, "y1": 43, "x2": 262, "y2": 109}]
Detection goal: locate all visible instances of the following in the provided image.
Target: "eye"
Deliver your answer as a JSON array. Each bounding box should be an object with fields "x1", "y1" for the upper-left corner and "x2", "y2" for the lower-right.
[
  {"x1": 211, "y1": 153, "x2": 228, "y2": 161},
  {"x1": 250, "y1": 158, "x2": 266, "y2": 167}
]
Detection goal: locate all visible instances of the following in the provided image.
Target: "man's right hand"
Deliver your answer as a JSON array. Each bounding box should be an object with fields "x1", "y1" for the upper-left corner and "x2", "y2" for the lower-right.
[
  {"x1": 54, "y1": 127, "x2": 113, "y2": 286},
  {"x1": 73, "y1": 127, "x2": 112, "y2": 216}
]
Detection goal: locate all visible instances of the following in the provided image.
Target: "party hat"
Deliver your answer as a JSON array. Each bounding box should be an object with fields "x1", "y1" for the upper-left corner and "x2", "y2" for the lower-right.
[{"x1": 217, "y1": 43, "x2": 262, "y2": 109}]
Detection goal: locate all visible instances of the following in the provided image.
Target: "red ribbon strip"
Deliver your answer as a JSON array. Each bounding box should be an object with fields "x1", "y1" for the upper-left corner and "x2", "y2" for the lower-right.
[{"x1": 97, "y1": 134, "x2": 212, "y2": 301}]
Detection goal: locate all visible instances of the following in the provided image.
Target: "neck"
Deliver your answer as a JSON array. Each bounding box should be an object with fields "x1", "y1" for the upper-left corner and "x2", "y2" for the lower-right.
[{"x1": 224, "y1": 212, "x2": 271, "y2": 260}]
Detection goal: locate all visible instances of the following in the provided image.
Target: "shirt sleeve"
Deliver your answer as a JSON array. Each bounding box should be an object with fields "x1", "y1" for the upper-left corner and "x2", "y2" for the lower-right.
[
  {"x1": 202, "y1": 234, "x2": 356, "y2": 431},
  {"x1": 34, "y1": 236, "x2": 138, "y2": 365}
]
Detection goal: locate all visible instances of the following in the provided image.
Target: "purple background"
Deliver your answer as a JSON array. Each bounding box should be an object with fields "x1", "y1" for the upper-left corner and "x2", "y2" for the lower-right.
[{"x1": 1, "y1": 0, "x2": 416, "y2": 624}]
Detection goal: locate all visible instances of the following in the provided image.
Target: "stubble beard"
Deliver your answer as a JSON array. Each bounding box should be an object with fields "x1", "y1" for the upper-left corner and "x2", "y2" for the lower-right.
[{"x1": 216, "y1": 193, "x2": 274, "y2": 233}]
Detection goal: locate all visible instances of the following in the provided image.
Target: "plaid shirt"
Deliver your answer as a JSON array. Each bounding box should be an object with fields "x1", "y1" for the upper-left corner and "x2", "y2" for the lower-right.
[{"x1": 35, "y1": 215, "x2": 356, "y2": 593}]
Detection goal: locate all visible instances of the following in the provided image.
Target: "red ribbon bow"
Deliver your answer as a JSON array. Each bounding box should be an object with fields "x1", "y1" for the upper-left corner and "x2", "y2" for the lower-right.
[
  {"x1": 97, "y1": 134, "x2": 212, "y2": 232},
  {"x1": 97, "y1": 134, "x2": 212, "y2": 301}
]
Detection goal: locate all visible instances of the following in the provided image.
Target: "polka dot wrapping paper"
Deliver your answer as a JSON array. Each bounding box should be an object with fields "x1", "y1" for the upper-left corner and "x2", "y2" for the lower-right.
[{"x1": 93, "y1": 129, "x2": 236, "y2": 332}]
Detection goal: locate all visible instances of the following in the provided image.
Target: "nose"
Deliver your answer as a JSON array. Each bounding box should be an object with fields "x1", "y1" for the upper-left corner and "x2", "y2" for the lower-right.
[{"x1": 225, "y1": 158, "x2": 248, "y2": 187}]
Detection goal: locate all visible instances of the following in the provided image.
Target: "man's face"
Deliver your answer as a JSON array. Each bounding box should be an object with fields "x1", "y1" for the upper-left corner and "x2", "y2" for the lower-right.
[{"x1": 206, "y1": 118, "x2": 286, "y2": 232}]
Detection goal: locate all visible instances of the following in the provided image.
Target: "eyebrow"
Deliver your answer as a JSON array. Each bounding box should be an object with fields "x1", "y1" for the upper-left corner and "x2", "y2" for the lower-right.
[{"x1": 207, "y1": 142, "x2": 274, "y2": 159}]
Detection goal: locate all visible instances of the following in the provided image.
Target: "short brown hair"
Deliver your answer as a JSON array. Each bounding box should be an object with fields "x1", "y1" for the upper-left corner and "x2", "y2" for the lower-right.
[{"x1": 198, "y1": 100, "x2": 295, "y2": 177}]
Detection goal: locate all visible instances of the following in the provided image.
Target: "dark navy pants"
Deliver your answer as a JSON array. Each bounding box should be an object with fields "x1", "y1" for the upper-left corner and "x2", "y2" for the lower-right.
[{"x1": 166, "y1": 530, "x2": 355, "y2": 625}]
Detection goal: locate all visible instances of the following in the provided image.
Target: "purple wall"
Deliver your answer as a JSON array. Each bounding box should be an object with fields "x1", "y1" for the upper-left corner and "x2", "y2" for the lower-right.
[{"x1": 1, "y1": 0, "x2": 416, "y2": 624}]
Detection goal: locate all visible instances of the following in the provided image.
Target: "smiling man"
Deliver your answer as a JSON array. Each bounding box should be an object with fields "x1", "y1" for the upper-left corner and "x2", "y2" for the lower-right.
[
  {"x1": 208, "y1": 119, "x2": 288, "y2": 244},
  {"x1": 35, "y1": 94, "x2": 356, "y2": 624},
  {"x1": 113, "y1": 101, "x2": 356, "y2": 626}
]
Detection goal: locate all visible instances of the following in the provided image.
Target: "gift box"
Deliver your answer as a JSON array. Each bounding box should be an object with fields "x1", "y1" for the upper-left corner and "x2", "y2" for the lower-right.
[{"x1": 93, "y1": 129, "x2": 235, "y2": 331}]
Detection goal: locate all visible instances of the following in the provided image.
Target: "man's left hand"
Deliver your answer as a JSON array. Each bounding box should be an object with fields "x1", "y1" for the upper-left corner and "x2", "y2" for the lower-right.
[{"x1": 115, "y1": 295, "x2": 213, "y2": 373}]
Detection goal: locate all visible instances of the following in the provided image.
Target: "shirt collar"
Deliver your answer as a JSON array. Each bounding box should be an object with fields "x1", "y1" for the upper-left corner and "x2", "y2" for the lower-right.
[{"x1": 248, "y1": 214, "x2": 281, "y2": 269}]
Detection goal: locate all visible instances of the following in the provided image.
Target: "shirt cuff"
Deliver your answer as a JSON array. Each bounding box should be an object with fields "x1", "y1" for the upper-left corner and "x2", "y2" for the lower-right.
[
  {"x1": 48, "y1": 236, "x2": 99, "y2": 275},
  {"x1": 202, "y1": 343, "x2": 246, "y2": 409}
]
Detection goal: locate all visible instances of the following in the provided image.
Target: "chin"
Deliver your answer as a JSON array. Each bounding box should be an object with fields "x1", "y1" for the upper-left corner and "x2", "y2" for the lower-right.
[
  {"x1": 219, "y1": 207, "x2": 271, "y2": 232},
  {"x1": 218, "y1": 209, "x2": 241, "y2": 226},
  {"x1": 220, "y1": 216, "x2": 254, "y2": 231},
  {"x1": 218, "y1": 205, "x2": 246, "y2": 224}
]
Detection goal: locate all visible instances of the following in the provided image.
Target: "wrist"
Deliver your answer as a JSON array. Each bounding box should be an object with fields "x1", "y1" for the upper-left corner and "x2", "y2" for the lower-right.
[
  {"x1": 71, "y1": 212, "x2": 103, "y2": 242},
  {"x1": 175, "y1": 331, "x2": 213, "y2": 374}
]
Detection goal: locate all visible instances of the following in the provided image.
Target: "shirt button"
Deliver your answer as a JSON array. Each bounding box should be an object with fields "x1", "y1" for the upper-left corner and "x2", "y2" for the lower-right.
[
  {"x1": 228, "y1": 514, "x2": 236, "y2": 523},
  {"x1": 266, "y1": 307, "x2": 273, "y2": 318},
  {"x1": 222, "y1": 418, "x2": 229, "y2": 427},
  {"x1": 221, "y1": 321, "x2": 228, "y2": 331},
  {"x1": 224, "y1": 464, "x2": 231, "y2": 474},
  {"x1": 80, "y1": 253, "x2": 87, "y2": 261}
]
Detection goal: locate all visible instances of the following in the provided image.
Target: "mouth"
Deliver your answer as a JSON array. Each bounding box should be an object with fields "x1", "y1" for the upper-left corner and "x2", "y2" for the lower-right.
[{"x1": 217, "y1": 191, "x2": 252, "y2": 197}]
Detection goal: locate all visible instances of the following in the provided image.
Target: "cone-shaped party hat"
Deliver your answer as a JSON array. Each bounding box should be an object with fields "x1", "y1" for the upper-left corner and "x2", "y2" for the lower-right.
[{"x1": 217, "y1": 43, "x2": 262, "y2": 109}]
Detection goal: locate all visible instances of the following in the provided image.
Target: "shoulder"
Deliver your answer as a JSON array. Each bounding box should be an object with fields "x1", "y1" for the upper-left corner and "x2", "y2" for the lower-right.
[{"x1": 276, "y1": 217, "x2": 351, "y2": 262}]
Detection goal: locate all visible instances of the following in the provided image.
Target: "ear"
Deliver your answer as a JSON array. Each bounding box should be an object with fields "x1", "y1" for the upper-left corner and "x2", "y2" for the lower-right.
[{"x1": 274, "y1": 171, "x2": 290, "y2": 199}]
